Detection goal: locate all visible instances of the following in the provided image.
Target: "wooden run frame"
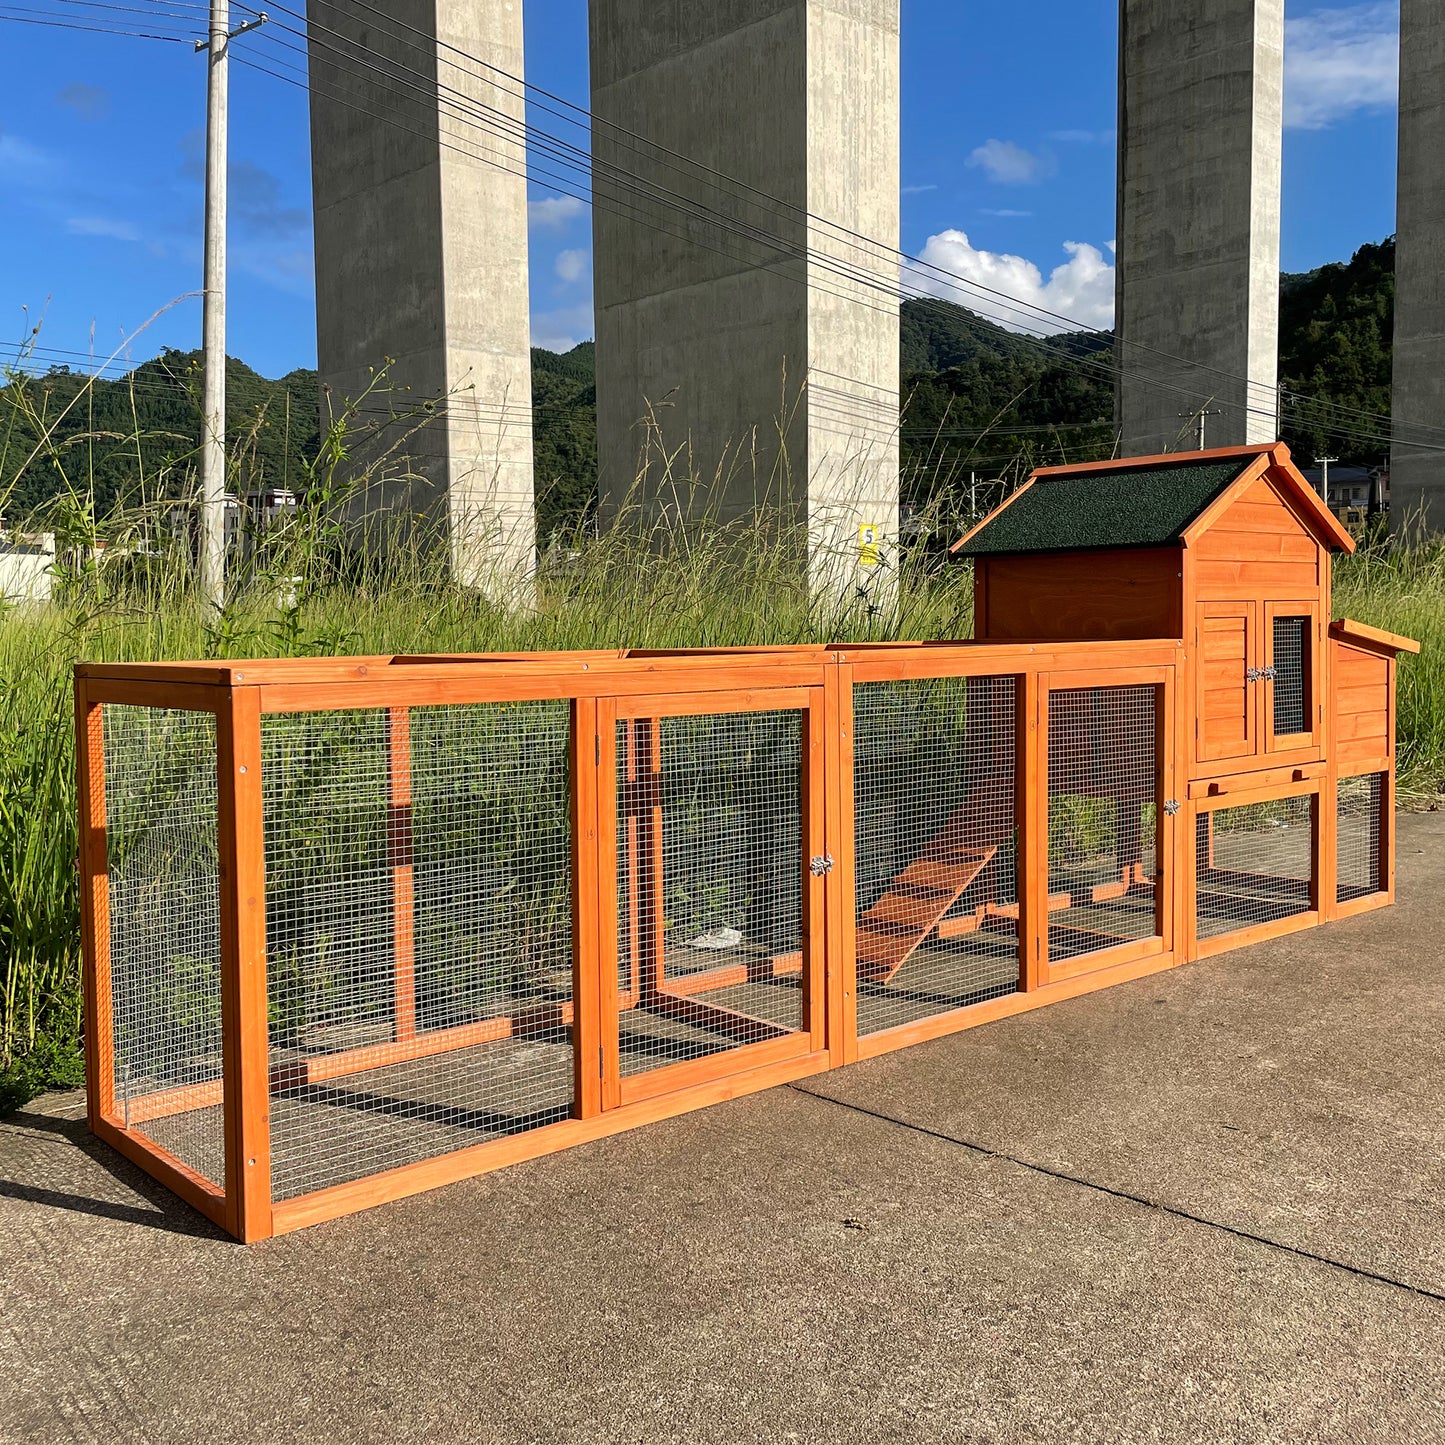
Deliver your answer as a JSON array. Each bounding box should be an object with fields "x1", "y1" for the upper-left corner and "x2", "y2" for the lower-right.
[{"x1": 75, "y1": 633, "x2": 1401, "y2": 1240}]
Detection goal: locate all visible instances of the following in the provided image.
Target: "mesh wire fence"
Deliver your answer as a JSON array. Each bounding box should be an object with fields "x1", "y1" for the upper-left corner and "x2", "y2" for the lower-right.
[
  {"x1": 1337, "y1": 773, "x2": 1385, "y2": 903},
  {"x1": 263, "y1": 701, "x2": 574, "y2": 1202},
  {"x1": 1272, "y1": 615, "x2": 1310, "y2": 736},
  {"x1": 1046, "y1": 686, "x2": 1160, "y2": 963},
  {"x1": 852, "y1": 675, "x2": 1019, "y2": 1035},
  {"x1": 102, "y1": 705, "x2": 225, "y2": 1186},
  {"x1": 1195, "y1": 795, "x2": 1315, "y2": 939},
  {"x1": 616, "y1": 710, "x2": 805, "y2": 1077}
]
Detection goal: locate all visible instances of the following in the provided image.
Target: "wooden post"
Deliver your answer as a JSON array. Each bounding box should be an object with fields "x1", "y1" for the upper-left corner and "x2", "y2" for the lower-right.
[
  {"x1": 74, "y1": 676, "x2": 115, "y2": 1125},
  {"x1": 1385, "y1": 657, "x2": 1397, "y2": 902},
  {"x1": 218, "y1": 686, "x2": 272, "y2": 1242},
  {"x1": 387, "y1": 707, "x2": 416, "y2": 1041},
  {"x1": 597, "y1": 698, "x2": 622, "y2": 1111},
  {"x1": 1019, "y1": 672, "x2": 1046, "y2": 990},
  {"x1": 570, "y1": 697, "x2": 602, "y2": 1119},
  {"x1": 802, "y1": 688, "x2": 829, "y2": 1056},
  {"x1": 826, "y1": 659, "x2": 857, "y2": 1065}
]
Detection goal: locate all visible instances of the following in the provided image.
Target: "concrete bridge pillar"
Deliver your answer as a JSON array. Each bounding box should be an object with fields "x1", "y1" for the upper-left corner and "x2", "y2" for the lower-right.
[
  {"x1": 1115, "y1": 0, "x2": 1284, "y2": 455},
  {"x1": 588, "y1": 0, "x2": 901, "y2": 602},
  {"x1": 307, "y1": 0, "x2": 534, "y2": 595},
  {"x1": 1392, "y1": 0, "x2": 1445, "y2": 536}
]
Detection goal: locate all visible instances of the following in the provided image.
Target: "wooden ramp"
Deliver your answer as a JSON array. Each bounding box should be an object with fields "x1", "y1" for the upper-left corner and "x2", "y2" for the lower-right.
[{"x1": 856, "y1": 802, "x2": 1001, "y2": 983}]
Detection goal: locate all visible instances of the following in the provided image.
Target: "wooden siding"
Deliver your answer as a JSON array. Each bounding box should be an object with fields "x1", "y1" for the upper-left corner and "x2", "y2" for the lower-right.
[{"x1": 975, "y1": 547, "x2": 1183, "y2": 642}]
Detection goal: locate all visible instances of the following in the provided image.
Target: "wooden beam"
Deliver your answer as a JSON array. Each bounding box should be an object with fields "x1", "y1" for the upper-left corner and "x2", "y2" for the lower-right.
[{"x1": 217, "y1": 686, "x2": 272, "y2": 1243}]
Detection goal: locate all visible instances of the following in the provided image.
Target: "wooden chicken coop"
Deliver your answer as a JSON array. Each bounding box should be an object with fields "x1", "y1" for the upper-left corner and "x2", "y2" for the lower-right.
[
  {"x1": 75, "y1": 444, "x2": 1415, "y2": 1240},
  {"x1": 955, "y1": 441, "x2": 1419, "y2": 952}
]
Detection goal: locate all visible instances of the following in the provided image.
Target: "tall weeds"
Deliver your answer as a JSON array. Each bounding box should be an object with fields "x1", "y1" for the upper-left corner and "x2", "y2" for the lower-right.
[{"x1": 0, "y1": 342, "x2": 1437, "y2": 1103}]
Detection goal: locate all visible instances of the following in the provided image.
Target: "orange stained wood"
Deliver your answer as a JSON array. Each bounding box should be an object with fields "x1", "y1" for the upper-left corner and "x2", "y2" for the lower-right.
[
  {"x1": 387, "y1": 707, "x2": 416, "y2": 1043},
  {"x1": 1197, "y1": 602, "x2": 1254, "y2": 761},
  {"x1": 75, "y1": 681, "x2": 115, "y2": 1122},
  {"x1": 570, "y1": 697, "x2": 603, "y2": 1120},
  {"x1": 74, "y1": 599, "x2": 1414, "y2": 1241},
  {"x1": 855, "y1": 841, "x2": 997, "y2": 982},
  {"x1": 217, "y1": 686, "x2": 271, "y2": 1241},
  {"x1": 973, "y1": 548, "x2": 1183, "y2": 643},
  {"x1": 1329, "y1": 617, "x2": 1421, "y2": 656}
]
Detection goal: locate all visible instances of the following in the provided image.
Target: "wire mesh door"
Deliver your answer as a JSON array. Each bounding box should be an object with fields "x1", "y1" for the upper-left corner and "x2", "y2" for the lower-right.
[
  {"x1": 603, "y1": 690, "x2": 825, "y2": 1107},
  {"x1": 1043, "y1": 677, "x2": 1169, "y2": 980}
]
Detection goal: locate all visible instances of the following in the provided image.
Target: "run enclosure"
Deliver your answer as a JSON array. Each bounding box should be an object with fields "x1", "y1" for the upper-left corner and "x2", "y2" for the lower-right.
[{"x1": 78, "y1": 638, "x2": 1399, "y2": 1241}]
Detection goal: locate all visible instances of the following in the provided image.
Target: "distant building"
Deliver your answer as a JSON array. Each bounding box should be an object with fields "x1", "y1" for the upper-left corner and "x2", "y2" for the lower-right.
[
  {"x1": 0, "y1": 531, "x2": 55, "y2": 604},
  {"x1": 1298, "y1": 465, "x2": 1387, "y2": 515}
]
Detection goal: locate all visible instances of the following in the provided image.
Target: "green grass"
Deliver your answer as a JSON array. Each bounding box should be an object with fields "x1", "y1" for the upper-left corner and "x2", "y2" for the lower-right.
[{"x1": 1, "y1": 350, "x2": 1440, "y2": 1110}]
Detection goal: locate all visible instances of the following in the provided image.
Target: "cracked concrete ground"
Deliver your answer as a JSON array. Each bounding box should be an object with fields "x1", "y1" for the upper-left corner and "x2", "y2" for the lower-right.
[{"x1": 4, "y1": 814, "x2": 1444, "y2": 1444}]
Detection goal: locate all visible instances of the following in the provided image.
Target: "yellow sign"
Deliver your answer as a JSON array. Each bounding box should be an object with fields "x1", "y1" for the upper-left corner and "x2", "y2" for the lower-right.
[{"x1": 858, "y1": 522, "x2": 880, "y2": 568}]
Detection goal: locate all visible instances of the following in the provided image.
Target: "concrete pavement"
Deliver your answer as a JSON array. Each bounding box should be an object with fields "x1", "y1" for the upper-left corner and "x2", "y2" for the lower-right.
[{"x1": 5, "y1": 814, "x2": 1444, "y2": 1444}]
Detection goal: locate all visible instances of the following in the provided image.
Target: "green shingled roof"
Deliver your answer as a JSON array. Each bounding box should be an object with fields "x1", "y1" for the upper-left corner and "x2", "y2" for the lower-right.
[{"x1": 956, "y1": 458, "x2": 1255, "y2": 557}]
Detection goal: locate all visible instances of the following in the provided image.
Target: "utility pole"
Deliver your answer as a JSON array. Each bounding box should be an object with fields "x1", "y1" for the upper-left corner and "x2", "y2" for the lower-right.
[
  {"x1": 1315, "y1": 455, "x2": 1339, "y2": 506},
  {"x1": 1178, "y1": 407, "x2": 1223, "y2": 451},
  {"x1": 197, "y1": 4, "x2": 266, "y2": 608}
]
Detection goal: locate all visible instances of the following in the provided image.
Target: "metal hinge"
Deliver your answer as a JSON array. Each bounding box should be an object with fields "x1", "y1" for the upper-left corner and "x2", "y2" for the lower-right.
[
  {"x1": 1262, "y1": 665, "x2": 1278, "y2": 681},
  {"x1": 1246, "y1": 666, "x2": 1263, "y2": 682},
  {"x1": 810, "y1": 853, "x2": 835, "y2": 877},
  {"x1": 1163, "y1": 799, "x2": 1181, "y2": 816}
]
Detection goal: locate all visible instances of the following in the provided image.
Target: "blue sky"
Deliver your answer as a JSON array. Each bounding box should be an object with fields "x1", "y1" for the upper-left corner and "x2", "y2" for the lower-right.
[{"x1": 0, "y1": 0, "x2": 1402, "y2": 378}]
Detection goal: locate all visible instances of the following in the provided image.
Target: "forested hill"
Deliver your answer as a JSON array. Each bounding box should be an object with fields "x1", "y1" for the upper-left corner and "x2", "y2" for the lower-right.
[{"x1": 0, "y1": 239, "x2": 1397, "y2": 537}]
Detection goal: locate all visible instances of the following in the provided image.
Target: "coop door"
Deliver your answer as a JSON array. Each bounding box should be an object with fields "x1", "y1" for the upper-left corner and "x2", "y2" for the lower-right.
[
  {"x1": 600, "y1": 690, "x2": 826, "y2": 1108},
  {"x1": 1196, "y1": 602, "x2": 1258, "y2": 762},
  {"x1": 1263, "y1": 601, "x2": 1321, "y2": 754},
  {"x1": 1042, "y1": 676, "x2": 1172, "y2": 983}
]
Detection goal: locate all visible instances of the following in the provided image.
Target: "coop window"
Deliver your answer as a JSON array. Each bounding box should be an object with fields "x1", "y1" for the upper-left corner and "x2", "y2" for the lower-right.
[
  {"x1": 615, "y1": 709, "x2": 806, "y2": 1078},
  {"x1": 1272, "y1": 615, "x2": 1310, "y2": 736},
  {"x1": 1336, "y1": 773, "x2": 1386, "y2": 902},
  {"x1": 851, "y1": 675, "x2": 1020, "y2": 1037},
  {"x1": 1045, "y1": 685, "x2": 1160, "y2": 964},
  {"x1": 1195, "y1": 795, "x2": 1314, "y2": 939}
]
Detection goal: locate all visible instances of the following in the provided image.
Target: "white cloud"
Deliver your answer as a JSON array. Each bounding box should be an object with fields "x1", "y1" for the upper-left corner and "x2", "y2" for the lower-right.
[
  {"x1": 902, "y1": 183, "x2": 938, "y2": 195},
  {"x1": 531, "y1": 302, "x2": 595, "y2": 353},
  {"x1": 1285, "y1": 3, "x2": 1398, "y2": 129},
  {"x1": 0, "y1": 132, "x2": 50, "y2": 173},
  {"x1": 554, "y1": 247, "x2": 589, "y2": 284},
  {"x1": 1047, "y1": 128, "x2": 1107, "y2": 144},
  {"x1": 911, "y1": 230, "x2": 1116, "y2": 333},
  {"x1": 966, "y1": 139, "x2": 1046, "y2": 185},
  {"x1": 529, "y1": 194, "x2": 586, "y2": 229},
  {"x1": 982, "y1": 208, "x2": 1032, "y2": 218},
  {"x1": 66, "y1": 215, "x2": 140, "y2": 242}
]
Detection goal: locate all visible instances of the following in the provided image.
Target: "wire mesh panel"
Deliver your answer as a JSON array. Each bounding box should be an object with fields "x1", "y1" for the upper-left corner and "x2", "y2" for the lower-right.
[
  {"x1": 1046, "y1": 686, "x2": 1160, "y2": 964},
  {"x1": 102, "y1": 705, "x2": 225, "y2": 1186},
  {"x1": 1195, "y1": 796, "x2": 1315, "y2": 939},
  {"x1": 1272, "y1": 615, "x2": 1310, "y2": 737},
  {"x1": 263, "y1": 701, "x2": 574, "y2": 1202},
  {"x1": 615, "y1": 709, "x2": 805, "y2": 1078},
  {"x1": 852, "y1": 675, "x2": 1019, "y2": 1035},
  {"x1": 1337, "y1": 773, "x2": 1386, "y2": 903}
]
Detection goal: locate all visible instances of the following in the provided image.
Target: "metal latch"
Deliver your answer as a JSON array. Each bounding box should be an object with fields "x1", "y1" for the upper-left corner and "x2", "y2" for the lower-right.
[
  {"x1": 1163, "y1": 799, "x2": 1181, "y2": 816},
  {"x1": 1245, "y1": 666, "x2": 1263, "y2": 682},
  {"x1": 1261, "y1": 665, "x2": 1278, "y2": 681},
  {"x1": 810, "y1": 853, "x2": 835, "y2": 877}
]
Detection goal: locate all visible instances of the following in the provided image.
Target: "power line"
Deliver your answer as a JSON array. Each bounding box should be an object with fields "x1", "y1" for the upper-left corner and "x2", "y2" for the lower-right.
[
  {"x1": 5, "y1": 0, "x2": 1435, "y2": 458},
  {"x1": 247, "y1": 0, "x2": 1434, "y2": 445}
]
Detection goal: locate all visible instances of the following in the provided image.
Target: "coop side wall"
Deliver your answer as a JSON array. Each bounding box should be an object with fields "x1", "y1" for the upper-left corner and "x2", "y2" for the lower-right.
[{"x1": 1329, "y1": 637, "x2": 1396, "y2": 915}]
